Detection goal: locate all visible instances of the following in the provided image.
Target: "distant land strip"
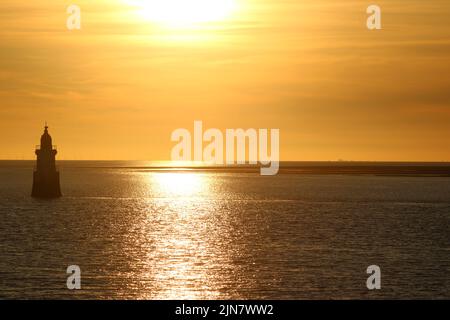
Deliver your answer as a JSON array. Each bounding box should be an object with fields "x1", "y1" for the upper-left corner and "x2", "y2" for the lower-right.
[
  {"x1": 1, "y1": 161, "x2": 450, "y2": 176},
  {"x1": 130, "y1": 165, "x2": 450, "y2": 176}
]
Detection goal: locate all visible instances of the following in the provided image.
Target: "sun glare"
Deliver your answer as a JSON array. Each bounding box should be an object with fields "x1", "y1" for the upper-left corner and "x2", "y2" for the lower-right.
[
  {"x1": 129, "y1": 0, "x2": 237, "y2": 27},
  {"x1": 153, "y1": 172, "x2": 207, "y2": 197}
]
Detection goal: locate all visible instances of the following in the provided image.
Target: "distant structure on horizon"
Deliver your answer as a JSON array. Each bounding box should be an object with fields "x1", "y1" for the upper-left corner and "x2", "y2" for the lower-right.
[{"x1": 31, "y1": 124, "x2": 62, "y2": 198}]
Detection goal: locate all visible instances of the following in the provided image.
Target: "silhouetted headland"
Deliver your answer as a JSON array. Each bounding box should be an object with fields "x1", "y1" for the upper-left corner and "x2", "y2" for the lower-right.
[{"x1": 31, "y1": 125, "x2": 61, "y2": 198}]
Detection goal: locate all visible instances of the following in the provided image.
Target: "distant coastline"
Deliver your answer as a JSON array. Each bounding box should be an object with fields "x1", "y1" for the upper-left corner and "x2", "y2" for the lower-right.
[{"x1": 1, "y1": 160, "x2": 450, "y2": 176}]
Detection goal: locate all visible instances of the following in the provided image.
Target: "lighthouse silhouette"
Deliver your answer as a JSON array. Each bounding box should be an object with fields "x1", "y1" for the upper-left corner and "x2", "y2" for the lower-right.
[{"x1": 31, "y1": 124, "x2": 62, "y2": 198}]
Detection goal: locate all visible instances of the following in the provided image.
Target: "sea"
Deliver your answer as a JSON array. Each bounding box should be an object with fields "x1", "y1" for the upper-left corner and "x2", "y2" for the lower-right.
[{"x1": 0, "y1": 161, "x2": 449, "y2": 299}]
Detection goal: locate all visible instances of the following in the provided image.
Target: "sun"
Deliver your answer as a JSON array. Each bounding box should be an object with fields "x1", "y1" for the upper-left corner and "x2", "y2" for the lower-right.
[{"x1": 129, "y1": 0, "x2": 237, "y2": 27}]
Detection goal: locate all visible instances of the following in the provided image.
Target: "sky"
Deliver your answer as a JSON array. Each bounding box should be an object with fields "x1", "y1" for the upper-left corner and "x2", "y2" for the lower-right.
[{"x1": 1, "y1": 0, "x2": 449, "y2": 161}]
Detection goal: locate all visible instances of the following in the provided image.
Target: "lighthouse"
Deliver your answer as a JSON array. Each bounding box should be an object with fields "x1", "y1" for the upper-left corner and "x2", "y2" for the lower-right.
[{"x1": 31, "y1": 124, "x2": 62, "y2": 198}]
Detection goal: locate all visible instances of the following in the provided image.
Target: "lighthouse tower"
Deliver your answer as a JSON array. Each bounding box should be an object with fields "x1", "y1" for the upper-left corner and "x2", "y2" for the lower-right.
[{"x1": 31, "y1": 124, "x2": 62, "y2": 198}]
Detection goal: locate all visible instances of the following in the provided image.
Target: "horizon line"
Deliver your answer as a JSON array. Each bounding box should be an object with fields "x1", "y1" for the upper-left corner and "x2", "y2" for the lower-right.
[{"x1": 1, "y1": 159, "x2": 450, "y2": 164}]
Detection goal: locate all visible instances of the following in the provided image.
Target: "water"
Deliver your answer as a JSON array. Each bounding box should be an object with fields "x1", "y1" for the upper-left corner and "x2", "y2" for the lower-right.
[{"x1": 0, "y1": 161, "x2": 449, "y2": 299}]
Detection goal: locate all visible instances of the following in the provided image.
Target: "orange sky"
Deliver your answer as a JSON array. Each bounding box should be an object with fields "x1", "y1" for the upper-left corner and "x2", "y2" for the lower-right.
[{"x1": 1, "y1": 0, "x2": 449, "y2": 161}]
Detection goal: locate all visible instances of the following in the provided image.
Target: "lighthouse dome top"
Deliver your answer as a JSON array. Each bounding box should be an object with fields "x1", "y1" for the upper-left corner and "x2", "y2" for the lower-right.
[{"x1": 40, "y1": 124, "x2": 53, "y2": 149}]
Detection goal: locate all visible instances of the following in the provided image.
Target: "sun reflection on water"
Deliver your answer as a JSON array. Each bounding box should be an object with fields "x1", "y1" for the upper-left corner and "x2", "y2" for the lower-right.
[
  {"x1": 153, "y1": 172, "x2": 206, "y2": 198},
  {"x1": 133, "y1": 172, "x2": 241, "y2": 299}
]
